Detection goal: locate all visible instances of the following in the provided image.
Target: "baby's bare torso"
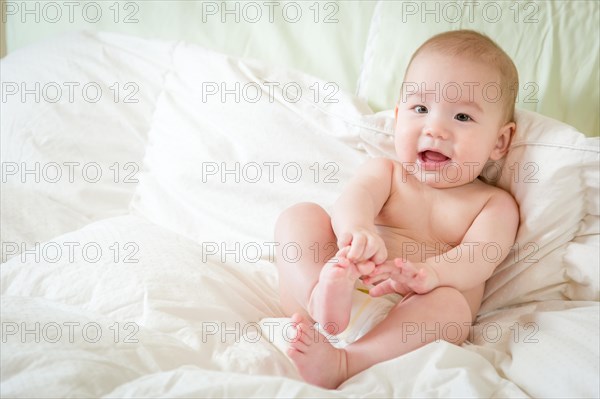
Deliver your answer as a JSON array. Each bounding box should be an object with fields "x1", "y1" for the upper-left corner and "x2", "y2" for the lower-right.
[{"x1": 375, "y1": 162, "x2": 497, "y2": 271}]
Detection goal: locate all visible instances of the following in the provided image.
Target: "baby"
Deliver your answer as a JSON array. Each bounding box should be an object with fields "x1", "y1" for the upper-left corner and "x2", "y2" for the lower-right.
[{"x1": 274, "y1": 30, "x2": 520, "y2": 389}]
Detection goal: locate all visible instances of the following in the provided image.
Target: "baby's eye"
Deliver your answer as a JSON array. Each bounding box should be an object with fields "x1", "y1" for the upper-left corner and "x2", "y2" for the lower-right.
[
  {"x1": 414, "y1": 105, "x2": 428, "y2": 114},
  {"x1": 455, "y1": 113, "x2": 472, "y2": 122}
]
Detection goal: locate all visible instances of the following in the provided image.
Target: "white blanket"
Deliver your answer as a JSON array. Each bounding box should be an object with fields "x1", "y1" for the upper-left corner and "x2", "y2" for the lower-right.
[{"x1": 0, "y1": 215, "x2": 530, "y2": 397}]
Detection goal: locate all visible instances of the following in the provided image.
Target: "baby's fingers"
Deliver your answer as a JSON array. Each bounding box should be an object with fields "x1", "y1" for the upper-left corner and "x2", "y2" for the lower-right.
[
  {"x1": 336, "y1": 246, "x2": 351, "y2": 259},
  {"x1": 337, "y1": 232, "x2": 352, "y2": 249},
  {"x1": 347, "y1": 234, "x2": 367, "y2": 261},
  {"x1": 398, "y1": 259, "x2": 419, "y2": 276},
  {"x1": 368, "y1": 259, "x2": 402, "y2": 276},
  {"x1": 370, "y1": 246, "x2": 388, "y2": 266},
  {"x1": 362, "y1": 272, "x2": 390, "y2": 285}
]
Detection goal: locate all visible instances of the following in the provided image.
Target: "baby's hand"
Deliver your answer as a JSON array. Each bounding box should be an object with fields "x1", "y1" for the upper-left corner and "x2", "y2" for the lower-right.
[
  {"x1": 337, "y1": 228, "x2": 387, "y2": 269},
  {"x1": 336, "y1": 246, "x2": 376, "y2": 276},
  {"x1": 364, "y1": 258, "x2": 440, "y2": 297}
]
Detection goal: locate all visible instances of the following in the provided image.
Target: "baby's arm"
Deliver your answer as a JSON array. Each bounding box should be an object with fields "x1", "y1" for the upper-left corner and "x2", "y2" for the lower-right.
[
  {"x1": 368, "y1": 189, "x2": 519, "y2": 295},
  {"x1": 331, "y1": 157, "x2": 393, "y2": 265},
  {"x1": 432, "y1": 189, "x2": 519, "y2": 291}
]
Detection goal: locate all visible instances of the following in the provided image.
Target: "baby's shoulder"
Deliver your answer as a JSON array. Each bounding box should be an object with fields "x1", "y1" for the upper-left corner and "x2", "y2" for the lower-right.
[
  {"x1": 471, "y1": 178, "x2": 519, "y2": 208},
  {"x1": 356, "y1": 157, "x2": 396, "y2": 178},
  {"x1": 359, "y1": 156, "x2": 395, "y2": 169}
]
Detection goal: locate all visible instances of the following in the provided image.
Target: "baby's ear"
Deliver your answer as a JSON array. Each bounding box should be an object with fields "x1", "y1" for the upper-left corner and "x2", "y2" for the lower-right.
[{"x1": 490, "y1": 121, "x2": 515, "y2": 160}]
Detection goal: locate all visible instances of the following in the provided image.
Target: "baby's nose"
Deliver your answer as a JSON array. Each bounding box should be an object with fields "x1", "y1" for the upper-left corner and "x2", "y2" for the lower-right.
[{"x1": 422, "y1": 122, "x2": 449, "y2": 140}]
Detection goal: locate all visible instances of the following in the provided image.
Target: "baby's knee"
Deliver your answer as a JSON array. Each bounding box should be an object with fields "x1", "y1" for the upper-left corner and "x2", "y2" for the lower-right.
[
  {"x1": 275, "y1": 202, "x2": 329, "y2": 230},
  {"x1": 430, "y1": 287, "x2": 472, "y2": 343},
  {"x1": 432, "y1": 287, "x2": 471, "y2": 317}
]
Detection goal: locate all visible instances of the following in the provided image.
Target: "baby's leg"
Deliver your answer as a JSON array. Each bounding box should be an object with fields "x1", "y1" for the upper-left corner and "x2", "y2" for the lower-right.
[
  {"x1": 274, "y1": 202, "x2": 358, "y2": 333},
  {"x1": 344, "y1": 287, "x2": 473, "y2": 378},
  {"x1": 288, "y1": 287, "x2": 474, "y2": 389}
]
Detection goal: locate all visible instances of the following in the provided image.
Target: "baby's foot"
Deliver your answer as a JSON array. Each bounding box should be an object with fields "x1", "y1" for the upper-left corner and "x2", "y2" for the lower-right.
[
  {"x1": 287, "y1": 313, "x2": 348, "y2": 389},
  {"x1": 307, "y1": 254, "x2": 360, "y2": 334}
]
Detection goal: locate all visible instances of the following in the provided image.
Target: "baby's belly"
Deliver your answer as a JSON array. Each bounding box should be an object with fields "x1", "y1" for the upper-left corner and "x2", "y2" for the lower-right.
[{"x1": 375, "y1": 224, "x2": 451, "y2": 263}]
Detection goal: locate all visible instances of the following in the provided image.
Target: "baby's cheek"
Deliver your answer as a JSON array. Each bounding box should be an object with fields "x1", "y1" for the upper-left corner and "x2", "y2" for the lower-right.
[{"x1": 394, "y1": 140, "x2": 414, "y2": 162}]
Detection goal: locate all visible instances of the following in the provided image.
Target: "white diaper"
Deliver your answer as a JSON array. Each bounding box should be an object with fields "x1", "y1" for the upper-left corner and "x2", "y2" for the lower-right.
[{"x1": 259, "y1": 284, "x2": 400, "y2": 357}]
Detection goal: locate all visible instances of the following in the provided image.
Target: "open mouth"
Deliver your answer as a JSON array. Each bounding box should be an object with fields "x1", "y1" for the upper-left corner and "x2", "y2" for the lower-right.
[{"x1": 418, "y1": 150, "x2": 451, "y2": 169}]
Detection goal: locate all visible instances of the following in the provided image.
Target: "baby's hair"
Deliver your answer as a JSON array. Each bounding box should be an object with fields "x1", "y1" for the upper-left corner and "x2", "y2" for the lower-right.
[{"x1": 403, "y1": 30, "x2": 519, "y2": 123}]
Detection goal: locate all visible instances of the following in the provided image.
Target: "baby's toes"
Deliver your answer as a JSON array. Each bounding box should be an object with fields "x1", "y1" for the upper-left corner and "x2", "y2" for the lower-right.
[{"x1": 289, "y1": 314, "x2": 315, "y2": 347}]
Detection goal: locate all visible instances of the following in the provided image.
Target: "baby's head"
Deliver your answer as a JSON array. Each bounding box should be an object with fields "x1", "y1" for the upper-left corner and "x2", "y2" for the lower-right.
[{"x1": 394, "y1": 30, "x2": 519, "y2": 188}]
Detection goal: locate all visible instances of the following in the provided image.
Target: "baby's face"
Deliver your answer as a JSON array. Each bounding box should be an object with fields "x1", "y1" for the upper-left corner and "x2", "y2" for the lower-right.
[{"x1": 394, "y1": 51, "x2": 514, "y2": 188}]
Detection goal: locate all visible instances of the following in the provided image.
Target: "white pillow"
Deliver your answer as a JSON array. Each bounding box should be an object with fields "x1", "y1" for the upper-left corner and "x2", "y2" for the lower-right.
[
  {"x1": 1, "y1": 32, "x2": 171, "y2": 254},
  {"x1": 481, "y1": 110, "x2": 599, "y2": 310},
  {"x1": 130, "y1": 40, "x2": 599, "y2": 311},
  {"x1": 130, "y1": 42, "x2": 373, "y2": 254}
]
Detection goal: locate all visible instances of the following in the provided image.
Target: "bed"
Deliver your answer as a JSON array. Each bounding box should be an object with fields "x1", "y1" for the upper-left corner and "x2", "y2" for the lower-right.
[{"x1": 1, "y1": 1, "x2": 599, "y2": 397}]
